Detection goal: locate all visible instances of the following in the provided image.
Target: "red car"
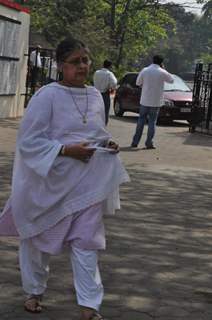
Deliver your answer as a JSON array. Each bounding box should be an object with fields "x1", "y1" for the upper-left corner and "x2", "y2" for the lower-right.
[{"x1": 113, "y1": 72, "x2": 193, "y2": 123}]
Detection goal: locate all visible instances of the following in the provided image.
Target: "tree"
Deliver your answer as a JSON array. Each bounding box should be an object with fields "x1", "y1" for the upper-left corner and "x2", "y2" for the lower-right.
[
  {"x1": 22, "y1": 0, "x2": 174, "y2": 75},
  {"x1": 144, "y1": 3, "x2": 211, "y2": 74},
  {"x1": 194, "y1": 0, "x2": 212, "y2": 63},
  {"x1": 202, "y1": 0, "x2": 212, "y2": 19},
  {"x1": 97, "y1": 0, "x2": 173, "y2": 71}
]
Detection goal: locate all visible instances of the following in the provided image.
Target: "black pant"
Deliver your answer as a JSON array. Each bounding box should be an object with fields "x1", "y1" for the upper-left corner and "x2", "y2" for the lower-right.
[
  {"x1": 101, "y1": 91, "x2": 110, "y2": 125},
  {"x1": 30, "y1": 66, "x2": 40, "y2": 91}
]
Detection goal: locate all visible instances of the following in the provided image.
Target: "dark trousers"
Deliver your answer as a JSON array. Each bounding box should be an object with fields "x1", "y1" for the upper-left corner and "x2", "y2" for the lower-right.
[
  {"x1": 101, "y1": 91, "x2": 110, "y2": 125},
  {"x1": 30, "y1": 66, "x2": 40, "y2": 92}
]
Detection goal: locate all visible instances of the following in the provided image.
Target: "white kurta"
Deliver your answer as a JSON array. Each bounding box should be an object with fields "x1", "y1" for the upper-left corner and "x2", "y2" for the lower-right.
[{"x1": 1, "y1": 83, "x2": 129, "y2": 239}]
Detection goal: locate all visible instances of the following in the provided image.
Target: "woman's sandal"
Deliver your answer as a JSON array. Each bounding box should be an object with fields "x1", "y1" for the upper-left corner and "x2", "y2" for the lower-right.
[
  {"x1": 90, "y1": 312, "x2": 104, "y2": 320},
  {"x1": 24, "y1": 294, "x2": 43, "y2": 313}
]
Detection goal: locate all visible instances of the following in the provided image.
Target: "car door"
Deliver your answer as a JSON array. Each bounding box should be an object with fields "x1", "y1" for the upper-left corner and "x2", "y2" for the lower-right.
[
  {"x1": 121, "y1": 74, "x2": 140, "y2": 112},
  {"x1": 118, "y1": 74, "x2": 140, "y2": 112}
]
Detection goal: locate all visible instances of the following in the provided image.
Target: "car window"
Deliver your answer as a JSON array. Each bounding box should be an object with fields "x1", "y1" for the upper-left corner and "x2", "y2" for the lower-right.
[{"x1": 164, "y1": 75, "x2": 191, "y2": 92}]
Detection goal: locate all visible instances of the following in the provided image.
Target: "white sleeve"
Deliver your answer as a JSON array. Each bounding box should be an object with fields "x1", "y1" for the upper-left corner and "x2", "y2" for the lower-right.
[
  {"x1": 109, "y1": 72, "x2": 117, "y2": 89},
  {"x1": 93, "y1": 88, "x2": 112, "y2": 140},
  {"x1": 37, "y1": 53, "x2": 42, "y2": 68},
  {"x1": 136, "y1": 70, "x2": 144, "y2": 86},
  {"x1": 96, "y1": 90, "x2": 106, "y2": 124},
  {"x1": 164, "y1": 71, "x2": 174, "y2": 83},
  {"x1": 93, "y1": 71, "x2": 97, "y2": 87},
  {"x1": 17, "y1": 88, "x2": 62, "y2": 177},
  {"x1": 30, "y1": 51, "x2": 35, "y2": 65}
]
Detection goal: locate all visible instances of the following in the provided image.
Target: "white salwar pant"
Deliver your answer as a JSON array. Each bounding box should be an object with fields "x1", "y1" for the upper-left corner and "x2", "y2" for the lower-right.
[{"x1": 19, "y1": 239, "x2": 104, "y2": 311}]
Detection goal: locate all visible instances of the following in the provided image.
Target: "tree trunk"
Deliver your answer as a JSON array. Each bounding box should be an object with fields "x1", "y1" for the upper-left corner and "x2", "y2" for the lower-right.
[{"x1": 115, "y1": 0, "x2": 132, "y2": 67}]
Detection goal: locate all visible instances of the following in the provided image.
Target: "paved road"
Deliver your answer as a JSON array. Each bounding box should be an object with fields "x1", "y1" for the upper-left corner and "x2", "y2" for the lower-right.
[{"x1": 0, "y1": 114, "x2": 212, "y2": 320}]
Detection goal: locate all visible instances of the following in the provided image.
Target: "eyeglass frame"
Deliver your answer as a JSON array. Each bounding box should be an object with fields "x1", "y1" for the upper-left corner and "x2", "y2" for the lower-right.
[{"x1": 63, "y1": 56, "x2": 91, "y2": 66}]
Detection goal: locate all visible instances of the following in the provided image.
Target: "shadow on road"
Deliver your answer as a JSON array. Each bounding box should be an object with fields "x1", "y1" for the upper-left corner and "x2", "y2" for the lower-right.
[
  {"x1": 167, "y1": 131, "x2": 212, "y2": 148},
  {"x1": 110, "y1": 114, "x2": 138, "y2": 124},
  {"x1": 183, "y1": 132, "x2": 212, "y2": 148},
  {"x1": 110, "y1": 114, "x2": 189, "y2": 128},
  {"x1": 0, "y1": 152, "x2": 13, "y2": 211},
  {"x1": 102, "y1": 165, "x2": 212, "y2": 316}
]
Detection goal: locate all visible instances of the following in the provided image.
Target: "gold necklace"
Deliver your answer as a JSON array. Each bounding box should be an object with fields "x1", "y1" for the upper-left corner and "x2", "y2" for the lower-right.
[{"x1": 69, "y1": 87, "x2": 88, "y2": 124}]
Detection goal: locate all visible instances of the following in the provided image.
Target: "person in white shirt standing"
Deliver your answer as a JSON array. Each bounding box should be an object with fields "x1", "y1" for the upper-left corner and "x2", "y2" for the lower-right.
[
  {"x1": 93, "y1": 60, "x2": 117, "y2": 125},
  {"x1": 29, "y1": 45, "x2": 42, "y2": 90},
  {"x1": 131, "y1": 55, "x2": 174, "y2": 149}
]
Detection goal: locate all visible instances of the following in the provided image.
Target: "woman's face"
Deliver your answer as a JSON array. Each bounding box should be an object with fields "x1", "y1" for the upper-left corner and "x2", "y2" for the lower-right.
[{"x1": 61, "y1": 48, "x2": 91, "y2": 87}]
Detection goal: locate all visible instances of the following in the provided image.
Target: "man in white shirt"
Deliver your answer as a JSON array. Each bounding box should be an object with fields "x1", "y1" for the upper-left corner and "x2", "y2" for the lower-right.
[
  {"x1": 131, "y1": 55, "x2": 174, "y2": 149},
  {"x1": 29, "y1": 45, "x2": 42, "y2": 90},
  {"x1": 47, "y1": 58, "x2": 58, "y2": 82},
  {"x1": 93, "y1": 60, "x2": 117, "y2": 125}
]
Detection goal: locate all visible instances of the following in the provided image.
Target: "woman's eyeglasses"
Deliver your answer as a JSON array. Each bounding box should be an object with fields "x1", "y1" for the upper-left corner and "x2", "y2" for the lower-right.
[{"x1": 63, "y1": 57, "x2": 91, "y2": 66}]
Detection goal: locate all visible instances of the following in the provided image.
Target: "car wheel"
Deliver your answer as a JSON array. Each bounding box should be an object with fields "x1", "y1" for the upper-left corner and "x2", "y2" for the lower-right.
[{"x1": 114, "y1": 100, "x2": 124, "y2": 117}]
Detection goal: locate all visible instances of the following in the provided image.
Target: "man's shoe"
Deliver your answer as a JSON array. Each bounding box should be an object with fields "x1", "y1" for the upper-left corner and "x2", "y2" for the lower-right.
[
  {"x1": 130, "y1": 144, "x2": 138, "y2": 148},
  {"x1": 145, "y1": 145, "x2": 156, "y2": 149}
]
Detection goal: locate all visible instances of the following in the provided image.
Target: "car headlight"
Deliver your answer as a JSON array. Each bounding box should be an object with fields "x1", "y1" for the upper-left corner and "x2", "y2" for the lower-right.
[{"x1": 164, "y1": 99, "x2": 174, "y2": 107}]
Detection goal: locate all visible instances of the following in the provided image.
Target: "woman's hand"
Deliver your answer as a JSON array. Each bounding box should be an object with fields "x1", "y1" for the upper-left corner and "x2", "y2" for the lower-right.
[
  {"x1": 106, "y1": 140, "x2": 119, "y2": 153},
  {"x1": 63, "y1": 142, "x2": 96, "y2": 163}
]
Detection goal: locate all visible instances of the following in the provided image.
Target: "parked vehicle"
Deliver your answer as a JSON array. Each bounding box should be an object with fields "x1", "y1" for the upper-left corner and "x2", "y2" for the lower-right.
[{"x1": 113, "y1": 72, "x2": 193, "y2": 123}]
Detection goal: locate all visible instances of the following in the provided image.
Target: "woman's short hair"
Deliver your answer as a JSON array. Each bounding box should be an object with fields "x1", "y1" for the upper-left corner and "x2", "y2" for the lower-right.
[{"x1": 56, "y1": 37, "x2": 89, "y2": 64}]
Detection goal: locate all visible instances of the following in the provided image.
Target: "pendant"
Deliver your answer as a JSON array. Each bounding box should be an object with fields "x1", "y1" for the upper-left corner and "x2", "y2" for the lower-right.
[{"x1": 83, "y1": 115, "x2": 87, "y2": 124}]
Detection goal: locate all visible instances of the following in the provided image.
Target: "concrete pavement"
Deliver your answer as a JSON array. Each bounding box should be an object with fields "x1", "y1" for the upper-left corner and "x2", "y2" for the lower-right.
[{"x1": 0, "y1": 114, "x2": 212, "y2": 320}]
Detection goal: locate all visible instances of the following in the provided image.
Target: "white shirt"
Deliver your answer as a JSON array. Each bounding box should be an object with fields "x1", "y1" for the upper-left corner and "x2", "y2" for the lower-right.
[
  {"x1": 30, "y1": 50, "x2": 42, "y2": 68},
  {"x1": 136, "y1": 64, "x2": 174, "y2": 107},
  {"x1": 93, "y1": 68, "x2": 117, "y2": 93},
  {"x1": 47, "y1": 59, "x2": 58, "y2": 80}
]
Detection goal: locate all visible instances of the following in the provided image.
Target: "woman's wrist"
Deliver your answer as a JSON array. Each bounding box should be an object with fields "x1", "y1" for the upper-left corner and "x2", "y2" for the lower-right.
[
  {"x1": 59, "y1": 145, "x2": 66, "y2": 156},
  {"x1": 107, "y1": 140, "x2": 116, "y2": 147}
]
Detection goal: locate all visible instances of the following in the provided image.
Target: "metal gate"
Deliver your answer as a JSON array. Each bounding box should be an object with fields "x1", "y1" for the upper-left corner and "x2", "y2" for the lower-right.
[
  {"x1": 192, "y1": 63, "x2": 212, "y2": 135},
  {"x1": 24, "y1": 47, "x2": 58, "y2": 107}
]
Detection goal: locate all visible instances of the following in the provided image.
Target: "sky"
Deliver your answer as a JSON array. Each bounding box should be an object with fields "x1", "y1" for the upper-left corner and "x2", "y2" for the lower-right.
[{"x1": 162, "y1": 0, "x2": 204, "y2": 15}]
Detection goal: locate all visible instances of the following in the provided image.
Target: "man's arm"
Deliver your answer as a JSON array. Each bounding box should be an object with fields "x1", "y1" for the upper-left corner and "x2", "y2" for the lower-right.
[
  {"x1": 93, "y1": 71, "x2": 97, "y2": 87},
  {"x1": 163, "y1": 70, "x2": 174, "y2": 84},
  {"x1": 30, "y1": 50, "x2": 35, "y2": 66},
  {"x1": 109, "y1": 72, "x2": 117, "y2": 89},
  {"x1": 136, "y1": 70, "x2": 144, "y2": 86}
]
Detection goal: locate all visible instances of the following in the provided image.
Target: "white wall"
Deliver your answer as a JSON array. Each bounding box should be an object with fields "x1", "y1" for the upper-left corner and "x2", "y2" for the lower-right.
[{"x1": 0, "y1": 5, "x2": 30, "y2": 118}]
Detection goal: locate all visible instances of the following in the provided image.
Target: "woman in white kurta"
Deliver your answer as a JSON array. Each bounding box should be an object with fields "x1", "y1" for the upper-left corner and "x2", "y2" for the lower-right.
[{"x1": 0, "y1": 37, "x2": 129, "y2": 320}]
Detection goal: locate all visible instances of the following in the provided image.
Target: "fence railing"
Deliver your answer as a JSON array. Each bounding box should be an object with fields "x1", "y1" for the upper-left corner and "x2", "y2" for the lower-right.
[
  {"x1": 24, "y1": 47, "x2": 58, "y2": 107},
  {"x1": 192, "y1": 63, "x2": 212, "y2": 135}
]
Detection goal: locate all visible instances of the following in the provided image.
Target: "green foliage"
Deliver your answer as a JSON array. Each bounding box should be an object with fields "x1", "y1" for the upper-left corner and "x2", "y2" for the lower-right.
[
  {"x1": 20, "y1": 0, "x2": 211, "y2": 76},
  {"x1": 146, "y1": 3, "x2": 212, "y2": 74},
  {"x1": 200, "y1": 53, "x2": 212, "y2": 63},
  {"x1": 23, "y1": 0, "x2": 174, "y2": 75},
  {"x1": 26, "y1": 0, "x2": 86, "y2": 40},
  {"x1": 101, "y1": 0, "x2": 173, "y2": 72},
  {"x1": 202, "y1": 0, "x2": 212, "y2": 20}
]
